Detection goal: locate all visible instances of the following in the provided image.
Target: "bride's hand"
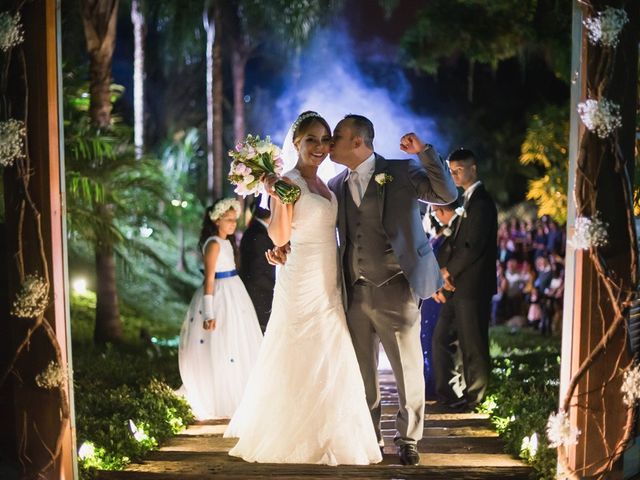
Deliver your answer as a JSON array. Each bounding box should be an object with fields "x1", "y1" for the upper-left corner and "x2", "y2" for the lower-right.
[{"x1": 261, "y1": 173, "x2": 294, "y2": 199}]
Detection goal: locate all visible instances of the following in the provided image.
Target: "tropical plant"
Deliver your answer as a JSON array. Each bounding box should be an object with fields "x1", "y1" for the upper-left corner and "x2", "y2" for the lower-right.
[
  {"x1": 519, "y1": 104, "x2": 569, "y2": 224},
  {"x1": 64, "y1": 80, "x2": 168, "y2": 343}
]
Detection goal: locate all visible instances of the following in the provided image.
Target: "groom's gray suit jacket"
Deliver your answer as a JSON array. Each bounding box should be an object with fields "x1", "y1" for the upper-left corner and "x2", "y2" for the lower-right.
[{"x1": 328, "y1": 148, "x2": 458, "y2": 300}]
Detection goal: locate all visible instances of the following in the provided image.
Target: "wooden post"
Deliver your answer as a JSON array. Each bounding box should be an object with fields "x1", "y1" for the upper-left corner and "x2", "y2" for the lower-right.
[
  {"x1": 560, "y1": 0, "x2": 639, "y2": 478},
  {"x1": 0, "y1": 0, "x2": 76, "y2": 478}
]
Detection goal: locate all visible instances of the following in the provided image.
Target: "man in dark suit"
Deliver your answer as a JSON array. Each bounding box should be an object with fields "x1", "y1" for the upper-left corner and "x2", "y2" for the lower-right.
[
  {"x1": 328, "y1": 115, "x2": 458, "y2": 465},
  {"x1": 431, "y1": 148, "x2": 497, "y2": 411},
  {"x1": 239, "y1": 201, "x2": 275, "y2": 332}
]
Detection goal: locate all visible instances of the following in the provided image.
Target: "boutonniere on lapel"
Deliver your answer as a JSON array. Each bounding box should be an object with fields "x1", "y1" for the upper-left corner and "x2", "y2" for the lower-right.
[
  {"x1": 454, "y1": 206, "x2": 467, "y2": 218},
  {"x1": 442, "y1": 226, "x2": 453, "y2": 237},
  {"x1": 374, "y1": 173, "x2": 393, "y2": 196}
]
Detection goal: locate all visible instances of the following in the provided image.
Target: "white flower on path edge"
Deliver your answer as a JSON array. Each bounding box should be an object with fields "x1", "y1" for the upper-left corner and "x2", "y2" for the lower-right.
[{"x1": 546, "y1": 410, "x2": 580, "y2": 448}]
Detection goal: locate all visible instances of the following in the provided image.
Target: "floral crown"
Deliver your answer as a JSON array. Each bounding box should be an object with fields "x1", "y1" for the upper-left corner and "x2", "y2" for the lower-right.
[
  {"x1": 292, "y1": 111, "x2": 322, "y2": 138},
  {"x1": 209, "y1": 198, "x2": 241, "y2": 222}
]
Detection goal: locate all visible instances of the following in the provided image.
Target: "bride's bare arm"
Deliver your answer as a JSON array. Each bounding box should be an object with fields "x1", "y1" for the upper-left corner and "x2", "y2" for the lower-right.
[{"x1": 263, "y1": 174, "x2": 295, "y2": 247}]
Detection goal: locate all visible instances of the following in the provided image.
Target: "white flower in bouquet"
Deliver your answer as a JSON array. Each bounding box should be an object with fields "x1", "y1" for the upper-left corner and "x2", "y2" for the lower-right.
[
  {"x1": 568, "y1": 214, "x2": 608, "y2": 250},
  {"x1": 546, "y1": 410, "x2": 580, "y2": 448},
  {"x1": 584, "y1": 7, "x2": 628, "y2": 48},
  {"x1": 577, "y1": 98, "x2": 622, "y2": 139},
  {"x1": 228, "y1": 134, "x2": 300, "y2": 204},
  {"x1": 621, "y1": 362, "x2": 640, "y2": 407}
]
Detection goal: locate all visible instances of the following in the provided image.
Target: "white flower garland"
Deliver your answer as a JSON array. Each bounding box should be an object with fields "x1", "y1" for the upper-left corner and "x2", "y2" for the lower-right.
[
  {"x1": 577, "y1": 99, "x2": 622, "y2": 139},
  {"x1": 0, "y1": 119, "x2": 26, "y2": 167},
  {"x1": 209, "y1": 198, "x2": 241, "y2": 221},
  {"x1": 0, "y1": 11, "x2": 24, "y2": 52},
  {"x1": 11, "y1": 274, "x2": 49, "y2": 318},
  {"x1": 546, "y1": 410, "x2": 581, "y2": 448},
  {"x1": 584, "y1": 7, "x2": 629, "y2": 48},
  {"x1": 621, "y1": 362, "x2": 640, "y2": 407},
  {"x1": 568, "y1": 214, "x2": 609, "y2": 250},
  {"x1": 35, "y1": 361, "x2": 67, "y2": 390}
]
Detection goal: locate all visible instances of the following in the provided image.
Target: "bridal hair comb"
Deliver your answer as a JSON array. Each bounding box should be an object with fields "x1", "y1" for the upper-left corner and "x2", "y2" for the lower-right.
[{"x1": 292, "y1": 111, "x2": 321, "y2": 137}]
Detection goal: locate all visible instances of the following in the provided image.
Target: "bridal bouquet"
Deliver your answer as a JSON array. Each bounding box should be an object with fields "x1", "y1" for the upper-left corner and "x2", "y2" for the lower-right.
[{"x1": 228, "y1": 134, "x2": 301, "y2": 204}]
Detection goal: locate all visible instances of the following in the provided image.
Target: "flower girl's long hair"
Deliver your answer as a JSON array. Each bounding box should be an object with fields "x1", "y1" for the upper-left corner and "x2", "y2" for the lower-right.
[{"x1": 198, "y1": 200, "x2": 239, "y2": 264}]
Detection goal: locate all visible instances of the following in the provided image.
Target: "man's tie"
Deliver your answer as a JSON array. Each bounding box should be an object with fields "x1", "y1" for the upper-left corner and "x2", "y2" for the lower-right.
[{"x1": 349, "y1": 170, "x2": 363, "y2": 207}]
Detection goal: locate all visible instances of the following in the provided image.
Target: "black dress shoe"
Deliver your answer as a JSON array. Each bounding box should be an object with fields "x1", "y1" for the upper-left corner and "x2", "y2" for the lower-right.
[
  {"x1": 445, "y1": 398, "x2": 468, "y2": 411},
  {"x1": 397, "y1": 444, "x2": 420, "y2": 466}
]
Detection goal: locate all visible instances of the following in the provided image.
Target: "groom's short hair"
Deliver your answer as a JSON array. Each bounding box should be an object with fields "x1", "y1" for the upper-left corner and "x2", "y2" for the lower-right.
[
  {"x1": 344, "y1": 114, "x2": 374, "y2": 149},
  {"x1": 447, "y1": 148, "x2": 477, "y2": 165}
]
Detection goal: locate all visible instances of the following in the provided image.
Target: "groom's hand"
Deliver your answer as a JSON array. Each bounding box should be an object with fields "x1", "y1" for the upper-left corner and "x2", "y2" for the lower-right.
[
  {"x1": 399, "y1": 133, "x2": 426, "y2": 155},
  {"x1": 265, "y1": 243, "x2": 290, "y2": 266}
]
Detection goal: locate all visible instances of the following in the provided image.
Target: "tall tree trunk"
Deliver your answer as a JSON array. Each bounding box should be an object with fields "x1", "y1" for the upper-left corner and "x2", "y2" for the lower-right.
[
  {"x1": 81, "y1": 0, "x2": 123, "y2": 343},
  {"x1": 213, "y1": 5, "x2": 224, "y2": 199},
  {"x1": 131, "y1": 0, "x2": 145, "y2": 159},
  {"x1": 232, "y1": 47, "x2": 248, "y2": 144},
  {"x1": 80, "y1": 0, "x2": 119, "y2": 128},
  {"x1": 203, "y1": 3, "x2": 215, "y2": 200},
  {"x1": 94, "y1": 243, "x2": 122, "y2": 343}
]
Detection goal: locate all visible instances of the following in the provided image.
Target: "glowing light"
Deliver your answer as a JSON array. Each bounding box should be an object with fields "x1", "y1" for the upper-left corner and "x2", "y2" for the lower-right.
[
  {"x1": 72, "y1": 278, "x2": 87, "y2": 294},
  {"x1": 78, "y1": 441, "x2": 95, "y2": 460},
  {"x1": 171, "y1": 199, "x2": 181, "y2": 207},
  {"x1": 140, "y1": 226, "x2": 153, "y2": 238},
  {"x1": 181, "y1": 200, "x2": 188, "y2": 208}
]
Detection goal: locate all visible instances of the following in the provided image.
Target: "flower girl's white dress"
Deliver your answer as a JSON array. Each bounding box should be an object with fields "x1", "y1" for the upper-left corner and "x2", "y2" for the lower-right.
[
  {"x1": 178, "y1": 236, "x2": 263, "y2": 419},
  {"x1": 224, "y1": 169, "x2": 382, "y2": 465}
]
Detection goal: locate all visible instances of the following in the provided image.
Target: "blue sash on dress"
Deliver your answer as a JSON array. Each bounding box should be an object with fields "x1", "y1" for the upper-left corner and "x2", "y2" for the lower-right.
[{"x1": 215, "y1": 269, "x2": 237, "y2": 279}]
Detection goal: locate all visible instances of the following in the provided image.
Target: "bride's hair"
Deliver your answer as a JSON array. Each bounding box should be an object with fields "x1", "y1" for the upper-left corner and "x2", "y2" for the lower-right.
[
  {"x1": 199, "y1": 200, "x2": 239, "y2": 263},
  {"x1": 292, "y1": 111, "x2": 331, "y2": 146}
]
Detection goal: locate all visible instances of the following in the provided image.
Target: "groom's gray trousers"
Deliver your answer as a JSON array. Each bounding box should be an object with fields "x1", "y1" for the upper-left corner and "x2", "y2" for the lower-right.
[{"x1": 346, "y1": 276, "x2": 424, "y2": 446}]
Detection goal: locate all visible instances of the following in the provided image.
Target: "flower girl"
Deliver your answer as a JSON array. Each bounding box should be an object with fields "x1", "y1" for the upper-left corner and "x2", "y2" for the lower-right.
[{"x1": 178, "y1": 198, "x2": 263, "y2": 419}]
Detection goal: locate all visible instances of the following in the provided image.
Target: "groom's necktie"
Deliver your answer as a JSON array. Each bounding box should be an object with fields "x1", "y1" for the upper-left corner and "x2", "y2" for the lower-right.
[{"x1": 348, "y1": 170, "x2": 363, "y2": 207}]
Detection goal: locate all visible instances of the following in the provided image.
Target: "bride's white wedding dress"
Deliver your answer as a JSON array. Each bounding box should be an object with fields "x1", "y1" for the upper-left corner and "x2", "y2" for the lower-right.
[{"x1": 224, "y1": 169, "x2": 382, "y2": 465}]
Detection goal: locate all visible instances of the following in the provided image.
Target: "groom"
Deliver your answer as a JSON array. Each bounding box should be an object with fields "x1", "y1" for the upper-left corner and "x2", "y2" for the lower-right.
[{"x1": 328, "y1": 114, "x2": 457, "y2": 465}]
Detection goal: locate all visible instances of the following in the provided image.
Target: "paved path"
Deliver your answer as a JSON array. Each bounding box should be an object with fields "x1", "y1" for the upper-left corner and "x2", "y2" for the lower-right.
[{"x1": 98, "y1": 370, "x2": 531, "y2": 479}]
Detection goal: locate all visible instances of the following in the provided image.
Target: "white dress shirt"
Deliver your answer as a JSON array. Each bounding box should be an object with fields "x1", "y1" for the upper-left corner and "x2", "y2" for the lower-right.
[
  {"x1": 347, "y1": 153, "x2": 376, "y2": 207},
  {"x1": 463, "y1": 180, "x2": 482, "y2": 205}
]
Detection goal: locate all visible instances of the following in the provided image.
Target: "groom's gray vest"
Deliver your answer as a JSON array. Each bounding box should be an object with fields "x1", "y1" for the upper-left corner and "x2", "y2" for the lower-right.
[{"x1": 344, "y1": 177, "x2": 403, "y2": 286}]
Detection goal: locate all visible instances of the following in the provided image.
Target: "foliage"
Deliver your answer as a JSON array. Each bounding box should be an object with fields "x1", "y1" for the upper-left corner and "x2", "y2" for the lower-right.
[
  {"x1": 519, "y1": 104, "x2": 569, "y2": 224},
  {"x1": 401, "y1": 0, "x2": 571, "y2": 81},
  {"x1": 71, "y1": 291, "x2": 191, "y2": 478},
  {"x1": 483, "y1": 326, "x2": 561, "y2": 480}
]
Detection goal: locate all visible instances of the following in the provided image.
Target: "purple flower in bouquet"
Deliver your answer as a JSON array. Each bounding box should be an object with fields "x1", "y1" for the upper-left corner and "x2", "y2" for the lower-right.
[{"x1": 228, "y1": 134, "x2": 299, "y2": 204}]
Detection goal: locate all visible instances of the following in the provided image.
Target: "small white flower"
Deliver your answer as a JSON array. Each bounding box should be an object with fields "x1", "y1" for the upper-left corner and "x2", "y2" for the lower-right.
[
  {"x1": 621, "y1": 362, "x2": 640, "y2": 407},
  {"x1": 0, "y1": 11, "x2": 24, "y2": 52},
  {"x1": 374, "y1": 173, "x2": 393, "y2": 186},
  {"x1": 546, "y1": 410, "x2": 580, "y2": 448},
  {"x1": 11, "y1": 274, "x2": 49, "y2": 318},
  {"x1": 442, "y1": 226, "x2": 453, "y2": 237},
  {"x1": 454, "y1": 206, "x2": 466, "y2": 218},
  {"x1": 568, "y1": 214, "x2": 608, "y2": 250},
  {"x1": 35, "y1": 361, "x2": 67, "y2": 390},
  {"x1": 584, "y1": 7, "x2": 629, "y2": 48},
  {"x1": 521, "y1": 432, "x2": 539, "y2": 458},
  {"x1": 0, "y1": 119, "x2": 26, "y2": 167},
  {"x1": 577, "y1": 98, "x2": 622, "y2": 139}
]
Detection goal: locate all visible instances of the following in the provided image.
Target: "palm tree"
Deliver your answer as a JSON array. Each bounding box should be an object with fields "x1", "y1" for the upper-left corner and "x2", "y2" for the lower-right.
[
  {"x1": 80, "y1": 0, "x2": 120, "y2": 128},
  {"x1": 131, "y1": 0, "x2": 145, "y2": 159},
  {"x1": 64, "y1": 82, "x2": 168, "y2": 343}
]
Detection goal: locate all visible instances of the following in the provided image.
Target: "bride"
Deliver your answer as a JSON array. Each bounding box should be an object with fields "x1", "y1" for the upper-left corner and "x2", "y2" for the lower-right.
[{"x1": 223, "y1": 111, "x2": 382, "y2": 465}]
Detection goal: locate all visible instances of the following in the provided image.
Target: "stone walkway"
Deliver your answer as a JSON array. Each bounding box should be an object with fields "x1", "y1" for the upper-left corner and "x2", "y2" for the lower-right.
[{"x1": 98, "y1": 370, "x2": 531, "y2": 479}]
